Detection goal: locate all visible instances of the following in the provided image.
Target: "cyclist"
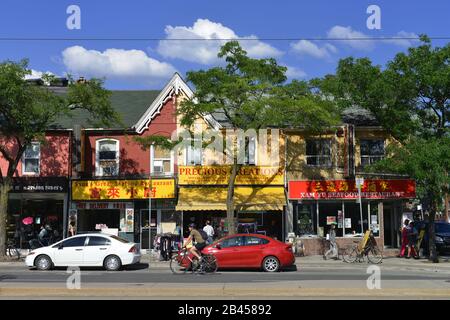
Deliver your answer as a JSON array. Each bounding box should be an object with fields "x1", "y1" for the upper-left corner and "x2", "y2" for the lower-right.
[{"x1": 184, "y1": 223, "x2": 207, "y2": 262}]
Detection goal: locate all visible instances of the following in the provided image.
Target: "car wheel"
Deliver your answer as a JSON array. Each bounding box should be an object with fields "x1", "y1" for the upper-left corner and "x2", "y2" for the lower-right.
[
  {"x1": 35, "y1": 255, "x2": 52, "y2": 271},
  {"x1": 262, "y1": 256, "x2": 280, "y2": 272},
  {"x1": 104, "y1": 255, "x2": 122, "y2": 271}
]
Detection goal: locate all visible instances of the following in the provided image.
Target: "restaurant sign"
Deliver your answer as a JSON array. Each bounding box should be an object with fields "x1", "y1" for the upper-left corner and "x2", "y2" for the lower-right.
[
  {"x1": 178, "y1": 166, "x2": 284, "y2": 185},
  {"x1": 72, "y1": 179, "x2": 175, "y2": 200},
  {"x1": 289, "y1": 179, "x2": 416, "y2": 200},
  {"x1": 11, "y1": 177, "x2": 68, "y2": 193}
]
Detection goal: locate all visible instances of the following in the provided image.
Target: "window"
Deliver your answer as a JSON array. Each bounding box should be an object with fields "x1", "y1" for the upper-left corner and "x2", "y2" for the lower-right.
[
  {"x1": 306, "y1": 139, "x2": 332, "y2": 167},
  {"x1": 23, "y1": 142, "x2": 40, "y2": 174},
  {"x1": 152, "y1": 146, "x2": 173, "y2": 175},
  {"x1": 220, "y1": 236, "x2": 244, "y2": 248},
  {"x1": 244, "y1": 236, "x2": 269, "y2": 246},
  {"x1": 87, "y1": 236, "x2": 111, "y2": 246},
  {"x1": 96, "y1": 139, "x2": 119, "y2": 176},
  {"x1": 110, "y1": 235, "x2": 130, "y2": 243},
  {"x1": 186, "y1": 141, "x2": 202, "y2": 165},
  {"x1": 62, "y1": 236, "x2": 87, "y2": 247},
  {"x1": 360, "y1": 139, "x2": 384, "y2": 166},
  {"x1": 238, "y1": 136, "x2": 256, "y2": 165},
  {"x1": 294, "y1": 203, "x2": 317, "y2": 236}
]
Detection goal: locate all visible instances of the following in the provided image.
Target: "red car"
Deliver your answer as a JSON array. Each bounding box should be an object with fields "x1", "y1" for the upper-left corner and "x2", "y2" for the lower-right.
[{"x1": 202, "y1": 233, "x2": 295, "y2": 272}]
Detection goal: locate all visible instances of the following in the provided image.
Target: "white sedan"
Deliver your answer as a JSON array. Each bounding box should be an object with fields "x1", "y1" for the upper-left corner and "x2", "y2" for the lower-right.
[{"x1": 26, "y1": 233, "x2": 141, "y2": 271}]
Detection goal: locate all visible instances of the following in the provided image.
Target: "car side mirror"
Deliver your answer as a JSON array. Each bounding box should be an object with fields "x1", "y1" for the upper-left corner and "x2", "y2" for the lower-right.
[{"x1": 215, "y1": 243, "x2": 221, "y2": 249}]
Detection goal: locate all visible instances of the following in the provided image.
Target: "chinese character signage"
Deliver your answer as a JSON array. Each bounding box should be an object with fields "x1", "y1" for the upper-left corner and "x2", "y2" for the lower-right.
[
  {"x1": 288, "y1": 179, "x2": 416, "y2": 200},
  {"x1": 72, "y1": 179, "x2": 175, "y2": 200},
  {"x1": 178, "y1": 166, "x2": 284, "y2": 185}
]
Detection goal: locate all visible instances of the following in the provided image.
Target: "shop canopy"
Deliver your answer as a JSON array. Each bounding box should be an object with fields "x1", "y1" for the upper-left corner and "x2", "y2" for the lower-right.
[{"x1": 176, "y1": 186, "x2": 286, "y2": 211}]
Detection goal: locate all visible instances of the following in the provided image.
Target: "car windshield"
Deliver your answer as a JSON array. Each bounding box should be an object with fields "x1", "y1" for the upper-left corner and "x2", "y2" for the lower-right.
[
  {"x1": 436, "y1": 224, "x2": 450, "y2": 233},
  {"x1": 110, "y1": 235, "x2": 130, "y2": 243}
]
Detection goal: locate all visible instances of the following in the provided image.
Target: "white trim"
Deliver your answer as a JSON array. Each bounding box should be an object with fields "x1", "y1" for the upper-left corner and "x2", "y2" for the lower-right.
[
  {"x1": 133, "y1": 73, "x2": 222, "y2": 134},
  {"x1": 22, "y1": 142, "x2": 40, "y2": 175},
  {"x1": 95, "y1": 138, "x2": 120, "y2": 177}
]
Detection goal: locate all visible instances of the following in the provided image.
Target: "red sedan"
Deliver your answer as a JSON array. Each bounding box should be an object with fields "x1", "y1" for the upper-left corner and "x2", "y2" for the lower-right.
[{"x1": 202, "y1": 233, "x2": 295, "y2": 272}]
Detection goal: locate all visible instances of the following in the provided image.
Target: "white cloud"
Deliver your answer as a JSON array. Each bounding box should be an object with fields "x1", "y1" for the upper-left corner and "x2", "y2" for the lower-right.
[
  {"x1": 285, "y1": 66, "x2": 306, "y2": 79},
  {"x1": 62, "y1": 46, "x2": 177, "y2": 81},
  {"x1": 290, "y1": 40, "x2": 337, "y2": 59},
  {"x1": 384, "y1": 31, "x2": 419, "y2": 47},
  {"x1": 327, "y1": 26, "x2": 419, "y2": 51},
  {"x1": 24, "y1": 69, "x2": 55, "y2": 80},
  {"x1": 157, "y1": 19, "x2": 283, "y2": 64},
  {"x1": 327, "y1": 25, "x2": 374, "y2": 51}
]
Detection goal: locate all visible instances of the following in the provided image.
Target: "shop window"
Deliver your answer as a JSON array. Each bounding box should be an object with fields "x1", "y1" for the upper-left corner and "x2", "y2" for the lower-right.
[
  {"x1": 220, "y1": 236, "x2": 244, "y2": 248},
  {"x1": 87, "y1": 236, "x2": 111, "y2": 246},
  {"x1": 96, "y1": 139, "x2": 119, "y2": 176},
  {"x1": 306, "y1": 139, "x2": 332, "y2": 167},
  {"x1": 294, "y1": 202, "x2": 317, "y2": 236},
  {"x1": 151, "y1": 145, "x2": 173, "y2": 176},
  {"x1": 369, "y1": 202, "x2": 380, "y2": 237},
  {"x1": 360, "y1": 139, "x2": 384, "y2": 166},
  {"x1": 343, "y1": 202, "x2": 369, "y2": 236},
  {"x1": 22, "y1": 142, "x2": 40, "y2": 174},
  {"x1": 318, "y1": 202, "x2": 343, "y2": 237}
]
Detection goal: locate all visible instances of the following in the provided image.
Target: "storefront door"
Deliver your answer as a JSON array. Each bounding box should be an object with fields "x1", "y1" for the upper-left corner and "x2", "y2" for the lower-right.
[{"x1": 140, "y1": 209, "x2": 157, "y2": 250}]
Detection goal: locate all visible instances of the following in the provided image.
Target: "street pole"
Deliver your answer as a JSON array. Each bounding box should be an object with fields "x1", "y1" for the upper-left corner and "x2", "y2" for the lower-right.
[
  {"x1": 149, "y1": 147, "x2": 152, "y2": 254},
  {"x1": 356, "y1": 178, "x2": 364, "y2": 234}
]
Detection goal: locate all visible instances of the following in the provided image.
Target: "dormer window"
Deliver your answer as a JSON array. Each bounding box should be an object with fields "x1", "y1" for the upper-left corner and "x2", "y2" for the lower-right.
[{"x1": 96, "y1": 139, "x2": 119, "y2": 177}]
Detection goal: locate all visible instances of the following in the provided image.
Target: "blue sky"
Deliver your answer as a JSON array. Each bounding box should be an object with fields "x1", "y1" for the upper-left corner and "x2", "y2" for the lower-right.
[{"x1": 0, "y1": 0, "x2": 449, "y2": 89}]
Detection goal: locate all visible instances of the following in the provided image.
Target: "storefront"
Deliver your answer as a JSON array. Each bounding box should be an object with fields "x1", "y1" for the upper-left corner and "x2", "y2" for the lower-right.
[
  {"x1": 176, "y1": 166, "x2": 286, "y2": 240},
  {"x1": 71, "y1": 178, "x2": 177, "y2": 250},
  {"x1": 7, "y1": 177, "x2": 68, "y2": 248},
  {"x1": 288, "y1": 179, "x2": 416, "y2": 254}
]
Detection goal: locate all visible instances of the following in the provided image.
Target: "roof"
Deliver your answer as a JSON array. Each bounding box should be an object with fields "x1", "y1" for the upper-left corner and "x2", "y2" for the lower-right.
[{"x1": 50, "y1": 90, "x2": 161, "y2": 129}]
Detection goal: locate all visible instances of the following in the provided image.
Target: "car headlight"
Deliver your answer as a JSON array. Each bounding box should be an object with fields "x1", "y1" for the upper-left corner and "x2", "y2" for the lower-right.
[{"x1": 435, "y1": 236, "x2": 444, "y2": 243}]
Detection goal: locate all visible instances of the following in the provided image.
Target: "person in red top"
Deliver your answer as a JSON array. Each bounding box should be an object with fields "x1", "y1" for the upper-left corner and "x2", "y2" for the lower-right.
[{"x1": 398, "y1": 219, "x2": 410, "y2": 258}]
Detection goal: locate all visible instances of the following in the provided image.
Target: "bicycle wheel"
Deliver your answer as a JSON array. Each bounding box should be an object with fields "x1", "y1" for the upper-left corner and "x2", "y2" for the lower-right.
[
  {"x1": 202, "y1": 254, "x2": 218, "y2": 273},
  {"x1": 170, "y1": 253, "x2": 191, "y2": 274},
  {"x1": 343, "y1": 246, "x2": 358, "y2": 263},
  {"x1": 7, "y1": 245, "x2": 20, "y2": 260},
  {"x1": 367, "y1": 246, "x2": 383, "y2": 264}
]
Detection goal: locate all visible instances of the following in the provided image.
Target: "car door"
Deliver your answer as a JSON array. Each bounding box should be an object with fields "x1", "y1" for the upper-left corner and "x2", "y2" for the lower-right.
[
  {"x1": 240, "y1": 236, "x2": 269, "y2": 267},
  {"x1": 83, "y1": 236, "x2": 112, "y2": 266},
  {"x1": 52, "y1": 236, "x2": 87, "y2": 266},
  {"x1": 213, "y1": 236, "x2": 244, "y2": 268}
]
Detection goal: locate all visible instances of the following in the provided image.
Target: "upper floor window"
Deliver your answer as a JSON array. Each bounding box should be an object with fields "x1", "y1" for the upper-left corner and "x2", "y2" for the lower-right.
[
  {"x1": 96, "y1": 139, "x2": 119, "y2": 176},
  {"x1": 23, "y1": 142, "x2": 40, "y2": 174},
  {"x1": 185, "y1": 140, "x2": 202, "y2": 165},
  {"x1": 306, "y1": 139, "x2": 332, "y2": 167},
  {"x1": 151, "y1": 145, "x2": 173, "y2": 176},
  {"x1": 360, "y1": 139, "x2": 385, "y2": 166},
  {"x1": 238, "y1": 136, "x2": 256, "y2": 165}
]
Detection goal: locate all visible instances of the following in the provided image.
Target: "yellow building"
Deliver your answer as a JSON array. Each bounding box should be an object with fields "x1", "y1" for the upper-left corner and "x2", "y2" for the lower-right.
[{"x1": 285, "y1": 119, "x2": 417, "y2": 254}]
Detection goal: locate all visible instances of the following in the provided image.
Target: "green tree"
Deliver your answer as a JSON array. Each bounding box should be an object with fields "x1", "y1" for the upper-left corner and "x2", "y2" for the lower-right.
[
  {"x1": 314, "y1": 36, "x2": 450, "y2": 262},
  {"x1": 0, "y1": 59, "x2": 121, "y2": 257},
  {"x1": 177, "y1": 41, "x2": 340, "y2": 235}
]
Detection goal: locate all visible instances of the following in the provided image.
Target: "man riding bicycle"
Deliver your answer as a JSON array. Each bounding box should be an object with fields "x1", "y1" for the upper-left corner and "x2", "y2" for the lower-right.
[{"x1": 184, "y1": 223, "x2": 207, "y2": 262}]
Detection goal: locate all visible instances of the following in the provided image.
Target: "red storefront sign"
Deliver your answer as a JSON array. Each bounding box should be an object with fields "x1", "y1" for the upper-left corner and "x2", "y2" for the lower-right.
[{"x1": 288, "y1": 179, "x2": 416, "y2": 200}]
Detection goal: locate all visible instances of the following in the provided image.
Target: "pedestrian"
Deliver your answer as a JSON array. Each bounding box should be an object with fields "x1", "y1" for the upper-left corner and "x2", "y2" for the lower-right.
[
  {"x1": 68, "y1": 221, "x2": 76, "y2": 237},
  {"x1": 203, "y1": 220, "x2": 215, "y2": 244},
  {"x1": 398, "y1": 219, "x2": 410, "y2": 258},
  {"x1": 407, "y1": 221, "x2": 419, "y2": 259},
  {"x1": 323, "y1": 222, "x2": 338, "y2": 260}
]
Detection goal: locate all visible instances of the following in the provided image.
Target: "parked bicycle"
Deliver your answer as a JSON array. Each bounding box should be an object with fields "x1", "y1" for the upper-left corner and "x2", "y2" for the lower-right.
[
  {"x1": 170, "y1": 246, "x2": 218, "y2": 274},
  {"x1": 343, "y1": 230, "x2": 383, "y2": 264},
  {"x1": 5, "y1": 239, "x2": 21, "y2": 260}
]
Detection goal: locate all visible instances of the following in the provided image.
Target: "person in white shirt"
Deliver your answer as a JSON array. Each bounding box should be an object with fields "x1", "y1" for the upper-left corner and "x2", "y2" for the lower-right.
[{"x1": 203, "y1": 220, "x2": 215, "y2": 244}]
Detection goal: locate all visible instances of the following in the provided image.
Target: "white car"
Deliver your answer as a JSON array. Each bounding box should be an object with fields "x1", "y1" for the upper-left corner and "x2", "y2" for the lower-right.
[{"x1": 25, "y1": 233, "x2": 141, "y2": 271}]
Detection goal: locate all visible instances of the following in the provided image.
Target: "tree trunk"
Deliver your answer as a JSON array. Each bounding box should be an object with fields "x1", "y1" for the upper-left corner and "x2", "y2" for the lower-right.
[
  {"x1": 428, "y1": 203, "x2": 439, "y2": 263},
  {"x1": 0, "y1": 179, "x2": 12, "y2": 258},
  {"x1": 226, "y1": 162, "x2": 240, "y2": 235}
]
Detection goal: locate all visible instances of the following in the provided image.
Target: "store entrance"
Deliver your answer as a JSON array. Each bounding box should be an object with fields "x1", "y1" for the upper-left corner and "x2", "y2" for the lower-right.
[
  {"x1": 383, "y1": 205, "x2": 398, "y2": 248},
  {"x1": 77, "y1": 209, "x2": 120, "y2": 232}
]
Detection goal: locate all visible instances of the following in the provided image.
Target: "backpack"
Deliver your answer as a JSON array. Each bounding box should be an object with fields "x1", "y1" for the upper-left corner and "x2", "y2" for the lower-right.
[{"x1": 198, "y1": 229, "x2": 208, "y2": 241}]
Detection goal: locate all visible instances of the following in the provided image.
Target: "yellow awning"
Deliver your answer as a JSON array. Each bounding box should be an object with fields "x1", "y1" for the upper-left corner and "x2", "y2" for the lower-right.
[{"x1": 176, "y1": 186, "x2": 286, "y2": 211}]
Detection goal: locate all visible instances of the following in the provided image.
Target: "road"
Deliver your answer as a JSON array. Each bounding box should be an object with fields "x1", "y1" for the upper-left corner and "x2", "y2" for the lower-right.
[{"x1": 1, "y1": 262, "x2": 450, "y2": 299}]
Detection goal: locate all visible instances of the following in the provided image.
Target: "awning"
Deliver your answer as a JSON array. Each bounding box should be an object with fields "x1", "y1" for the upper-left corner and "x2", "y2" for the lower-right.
[{"x1": 176, "y1": 186, "x2": 286, "y2": 211}]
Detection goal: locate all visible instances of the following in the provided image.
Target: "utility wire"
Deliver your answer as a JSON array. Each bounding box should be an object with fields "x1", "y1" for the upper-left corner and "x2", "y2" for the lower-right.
[{"x1": 0, "y1": 37, "x2": 449, "y2": 41}]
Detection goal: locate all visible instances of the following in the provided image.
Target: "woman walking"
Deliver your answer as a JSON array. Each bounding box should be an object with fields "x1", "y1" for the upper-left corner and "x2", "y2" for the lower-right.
[{"x1": 398, "y1": 219, "x2": 410, "y2": 258}]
